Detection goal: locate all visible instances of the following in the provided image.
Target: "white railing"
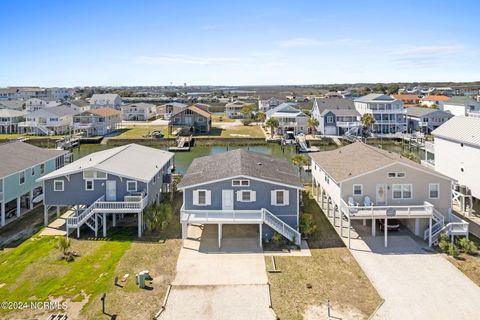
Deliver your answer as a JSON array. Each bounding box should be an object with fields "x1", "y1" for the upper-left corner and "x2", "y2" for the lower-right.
[
  {"x1": 424, "y1": 141, "x2": 435, "y2": 153},
  {"x1": 424, "y1": 208, "x2": 445, "y2": 241},
  {"x1": 467, "y1": 111, "x2": 480, "y2": 118},
  {"x1": 262, "y1": 208, "x2": 301, "y2": 245},
  {"x1": 67, "y1": 194, "x2": 147, "y2": 228},
  {"x1": 421, "y1": 159, "x2": 435, "y2": 170},
  {"x1": 340, "y1": 199, "x2": 434, "y2": 219},
  {"x1": 336, "y1": 121, "x2": 360, "y2": 127}
]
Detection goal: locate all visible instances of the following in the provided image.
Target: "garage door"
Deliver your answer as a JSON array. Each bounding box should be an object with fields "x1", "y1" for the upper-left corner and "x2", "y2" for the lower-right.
[{"x1": 325, "y1": 126, "x2": 337, "y2": 135}]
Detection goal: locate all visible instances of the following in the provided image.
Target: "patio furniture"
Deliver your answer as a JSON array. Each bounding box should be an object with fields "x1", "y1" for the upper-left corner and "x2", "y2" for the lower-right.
[{"x1": 364, "y1": 196, "x2": 373, "y2": 207}]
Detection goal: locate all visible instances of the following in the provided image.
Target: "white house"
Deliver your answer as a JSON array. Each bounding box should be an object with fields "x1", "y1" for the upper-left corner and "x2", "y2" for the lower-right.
[
  {"x1": 312, "y1": 98, "x2": 361, "y2": 136},
  {"x1": 89, "y1": 94, "x2": 122, "y2": 110},
  {"x1": 225, "y1": 100, "x2": 252, "y2": 119},
  {"x1": 432, "y1": 117, "x2": 480, "y2": 200},
  {"x1": 25, "y1": 98, "x2": 62, "y2": 112},
  {"x1": 121, "y1": 103, "x2": 157, "y2": 121},
  {"x1": 258, "y1": 97, "x2": 284, "y2": 112},
  {"x1": 265, "y1": 103, "x2": 308, "y2": 135},
  {"x1": 420, "y1": 95, "x2": 449, "y2": 108},
  {"x1": 0, "y1": 109, "x2": 26, "y2": 134},
  {"x1": 18, "y1": 105, "x2": 81, "y2": 135},
  {"x1": 354, "y1": 94, "x2": 406, "y2": 135},
  {"x1": 442, "y1": 96, "x2": 480, "y2": 117}
]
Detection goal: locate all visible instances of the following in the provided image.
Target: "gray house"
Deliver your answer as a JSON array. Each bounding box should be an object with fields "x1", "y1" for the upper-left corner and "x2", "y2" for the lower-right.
[
  {"x1": 312, "y1": 98, "x2": 361, "y2": 136},
  {"x1": 169, "y1": 105, "x2": 212, "y2": 134},
  {"x1": 177, "y1": 149, "x2": 303, "y2": 247},
  {"x1": 406, "y1": 107, "x2": 452, "y2": 134},
  {"x1": 38, "y1": 144, "x2": 174, "y2": 238}
]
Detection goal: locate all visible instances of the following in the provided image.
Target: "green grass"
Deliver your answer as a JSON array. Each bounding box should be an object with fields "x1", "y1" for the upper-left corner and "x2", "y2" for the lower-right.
[
  {"x1": 266, "y1": 190, "x2": 382, "y2": 320},
  {"x1": 211, "y1": 113, "x2": 235, "y2": 122},
  {"x1": 111, "y1": 126, "x2": 175, "y2": 139},
  {"x1": 0, "y1": 133, "x2": 66, "y2": 140},
  {"x1": 198, "y1": 124, "x2": 265, "y2": 138}
]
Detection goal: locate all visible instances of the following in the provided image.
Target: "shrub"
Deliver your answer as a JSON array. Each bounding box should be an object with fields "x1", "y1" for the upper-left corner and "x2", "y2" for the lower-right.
[
  {"x1": 438, "y1": 233, "x2": 449, "y2": 253},
  {"x1": 241, "y1": 118, "x2": 253, "y2": 126},
  {"x1": 272, "y1": 232, "x2": 283, "y2": 243},
  {"x1": 57, "y1": 236, "x2": 71, "y2": 255},
  {"x1": 458, "y1": 237, "x2": 478, "y2": 255},
  {"x1": 300, "y1": 213, "x2": 317, "y2": 238},
  {"x1": 448, "y1": 243, "x2": 459, "y2": 258}
]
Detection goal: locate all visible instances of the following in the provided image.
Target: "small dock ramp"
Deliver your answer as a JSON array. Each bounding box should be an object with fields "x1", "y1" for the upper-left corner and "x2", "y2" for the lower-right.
[
  {"x1": 297, "y1": 136, "x2": 319, "y2": 153},
  {"x1": 331, "y1": 137, "x2": 343, "y2": 146},
  {"x1": 169, "y1": 135, "x2": 193, "y2": 152}
]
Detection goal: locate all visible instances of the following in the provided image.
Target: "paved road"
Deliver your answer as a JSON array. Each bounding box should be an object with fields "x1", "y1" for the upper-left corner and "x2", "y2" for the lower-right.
[{"x1": 160, "y1": 225, "x2": 275, "y2": 320}]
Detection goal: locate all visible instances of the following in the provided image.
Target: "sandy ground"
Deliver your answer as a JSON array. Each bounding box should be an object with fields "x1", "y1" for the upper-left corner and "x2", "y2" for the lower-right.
[
  {"x1": 40, "y1": 209, "x2": 74, "y2": 236},
  {"x1": 160, "y1": 224, "x2": 275, "y2": 320},
  {"x1": 320, "y1": 201, "x2": 480, "y2": 320},
  {"x1": 304, "y1": 304, "x2": 365, "y2": 320}
]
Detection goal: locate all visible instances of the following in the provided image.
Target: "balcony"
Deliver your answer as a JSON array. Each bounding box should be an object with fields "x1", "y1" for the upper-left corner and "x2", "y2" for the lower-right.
[
  {"x1": 336, "y1": 121, "x2": 360, "y2": 127},
  {"x1": 181, "y1": 207, "x2": 263, "y2": 224},
  {"x1": 74, "y1": 122, "x2": 93, "y2": 129},
  {"x1": 340, "y1": 199, "x2": 434, "y2": 220}
]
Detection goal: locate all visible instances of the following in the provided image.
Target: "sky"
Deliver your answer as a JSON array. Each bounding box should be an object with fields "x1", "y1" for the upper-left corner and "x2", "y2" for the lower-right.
[{"x1": 1, "y1": 0, "x2": 479, "y2": 87}]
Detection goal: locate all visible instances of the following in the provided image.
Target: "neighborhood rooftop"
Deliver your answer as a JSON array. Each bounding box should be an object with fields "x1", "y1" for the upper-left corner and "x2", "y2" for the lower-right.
[
  {"x1": 406, "y1": 106, "x2": 451, "y2": 118},
  {"x1": 354, "y1": 93, "x2": 396, "y2": 103},
  {"x1": 177, "y1": 149, "x2": 303, "y2": 189},
  {"x1": 0, "y1": 141, "x2": 68, "y2": 177},
  {"x1": 38, "y1": 143, "x2": 173, "y2": 182},
  {"x1": 310, "y1": 141, "x2": 449, "y2": 182},
  {"x1": 432, "y1": 116, "x2": 480, "y2": 147}
]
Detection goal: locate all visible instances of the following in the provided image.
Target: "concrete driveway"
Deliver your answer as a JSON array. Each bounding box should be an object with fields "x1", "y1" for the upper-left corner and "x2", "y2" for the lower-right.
[
  {"x1": 345, "y1": 222, "x2": 480, "y2": 320},
  {"x1": 160, "y1": 224, "x2": 275, "y2": 320}
]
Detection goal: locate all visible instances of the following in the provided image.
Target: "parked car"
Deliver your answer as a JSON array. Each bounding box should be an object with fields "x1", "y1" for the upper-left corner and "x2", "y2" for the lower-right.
[{"x1": 378, "y1": 219, "x2": 401, "y2": 231}]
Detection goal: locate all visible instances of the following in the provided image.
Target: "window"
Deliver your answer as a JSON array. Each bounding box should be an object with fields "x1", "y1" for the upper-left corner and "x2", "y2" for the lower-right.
[
  {"x1": 392, "y1": 184, "x2": 412, "y2": 199},
  {"x1": 397, "y1": 172, "x2": 405, "y2": 177},
  {"x1": 83, "y1": 170, "x2": 95, "y2": 179},
  {"x1": 198, "y1": 190, "x2": 206, "y2": 204},
  {"x1": 31, "y1": 166, "x2": 35, "y2": 176},
  {"x1": 193, "y1": 189, "x2": 210, "y2": 206},
  {"x1": 85, "y1": 180, "x2": 94, "y2": 191},
  {"x1": 19, "y1": 171, "x2": 25, "y2": 184},
  {"x1": 232, "y1": 179, "x2": 250, "y2": 187},
  {"x1": 54, "y1": 180, "x2": 64, "y2": 191},
  {"x1": 40, "y1": 163, "x2": 45, "y2": 174},
  {"x1": 237, "y1": 190, "x2": 256, "y2": 202},
  {"x1": 353, "y1": 184, "x2": 363, "y2": 196},
  {"x1": 83, "y1": 170, "x2": 106, "y2": 179},
  {"x1": 429, "y1": 183, "x2": 439, "y2": 199},
  {"x1": 127, "y1": 181, "x2": 137, "y2": 192},
  {"x1": 272, "y1": 190, "x2": 289, "y2": 206},
  {"x1": 96, "y1": 171, "x2": 107, "y2": 179},
  {"x1": 326, "y1": 116, "x2": 334, "y2": 123},
  {"x1": 388, "y1": 172, "x2": 405, "y2": 178}
]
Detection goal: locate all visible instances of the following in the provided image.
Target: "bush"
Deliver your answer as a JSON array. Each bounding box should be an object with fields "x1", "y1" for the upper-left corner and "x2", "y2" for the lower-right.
[
  {"x1": 448, "y1": 243, "x2": 459, "y2": 258},
  {"x1": 300, "y1": 213, "x2": 317, "y2": 238},
  {"x1": 458, "y1": 237, "x2": 478, "y2": 255},
  {"x1": 241, "y1": 118, "x2": 253, "y2": 126},
  {"x1": 438, "y1": 233, "x2": 449, "y2": 253}
]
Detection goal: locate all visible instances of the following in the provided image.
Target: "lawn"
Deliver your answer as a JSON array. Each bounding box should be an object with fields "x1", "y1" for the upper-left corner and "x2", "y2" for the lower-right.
[
  {"x1": 110, "y1": 125, "x2": 175, "y2": 139},
  {"x1": 211, "y1": 113, "x2": 235, "y2": 122},
  {"x1": 0, "y1": 133, "x2": 66, "y2": 140},
  {"x1": 0, "y1": 196, "x2": 183, "y2": 319},
  {"x1": 266, "y1": 191, "x2": 382, "y2": 320},
  {"x1": 199, "y1": 124, "x2": 265, "y2": 138}
]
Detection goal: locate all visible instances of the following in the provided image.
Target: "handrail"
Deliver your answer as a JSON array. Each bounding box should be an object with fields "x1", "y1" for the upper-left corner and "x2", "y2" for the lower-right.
[
  {"x1": 262, "y1": 208, "x2": 301, "y2": 245},
  {"x1": 341, "y1": 198, "x2": 434, "y2": 219}
]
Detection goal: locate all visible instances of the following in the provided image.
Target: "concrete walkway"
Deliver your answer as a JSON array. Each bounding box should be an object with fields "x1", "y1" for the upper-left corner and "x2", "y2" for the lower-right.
[
  {"x1": 160, "y1": 225, "x2": 275, "y2": 320},
  {"x1": 39, "y1": 209, "x2": 73, "y2": 236},
  {"x1": 322, "y1": 205, "x2": 480, "y2": 320}
]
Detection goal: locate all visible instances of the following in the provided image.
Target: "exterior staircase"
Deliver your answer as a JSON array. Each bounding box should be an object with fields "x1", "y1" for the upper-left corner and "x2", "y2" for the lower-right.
[
  {"x1": 262, "y1": 208, "x2": 301, "y2": 245},
  {"x1": 424, "y1": 209, "x2": 469, "y2": 245}
]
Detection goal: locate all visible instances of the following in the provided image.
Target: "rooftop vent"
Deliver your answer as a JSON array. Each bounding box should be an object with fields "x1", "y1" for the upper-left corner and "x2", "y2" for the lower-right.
[{"x1": 257, "y1": 162, "x2": 262, "y2": 166}]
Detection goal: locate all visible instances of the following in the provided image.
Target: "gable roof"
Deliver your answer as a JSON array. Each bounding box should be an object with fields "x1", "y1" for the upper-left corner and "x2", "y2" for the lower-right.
[
  {"x1": 314, "y1": 98, "x2": 359, "y2": 117},
  {"x1": 0, "y1": 100, "x2": 24, "y2": 110},
  {"x1": 177, "y1": 149, "x2": 303, "y2": 189},
  {"x1": 266, "y1": 102, "x2": 306, "y2": 117},
  {"x1": 432, "y1": 116, "x2": 480, "y2": 147},
  {"x1": 406, "y1": 106, "x2": 452, "y2": 118},
  {"x1": 171, "y1": 105, "x2": 211, "y2": 118},
  {"x1": 444, "y1": 96, "x2": 478, "y2": 106},
  {"x1": 87, "y1": 107, "x2": 120, "y2": 117},
  {"x1": 68, "y1": 100, "x2": 89, "y2": 108},
  {"x1": 392, "y1": 94, "x2": 420, "y2": 100},
  {"x1": 27, "y1": 105, "x2": 80, "y2": 117},
  {"x1": 354, "y1": 94, "x2": 397, "y2": 103},
  {"x1": 310, "y1": 142, "x2": 450, "y2": 182},
  {"x1": 0, "y1": 141, "x2": 67, "y2": 177},
  {"x1": 421, "y1": 95, "x2": 449, "y2": 101},
  {"x1": 90, "y1": 94, "x2": 121, "y2": 104},
  {"x1": 38, "y1": 144, "x2": 174, "y2": 183},
  {"x1": 123, "y1": 102, "x2": 156, "y2": 109}
]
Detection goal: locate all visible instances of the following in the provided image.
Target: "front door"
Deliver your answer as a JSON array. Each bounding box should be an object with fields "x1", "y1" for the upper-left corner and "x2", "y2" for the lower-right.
[
  {"x1": 376, "y1": 184, "x2": 387, "y2": 205},
  {"x1": 222, "y1": 190, "x2": 234, "y2": 210},
  {"x1": 106, "y1": 180, "x2": 116, "y2": 201}
]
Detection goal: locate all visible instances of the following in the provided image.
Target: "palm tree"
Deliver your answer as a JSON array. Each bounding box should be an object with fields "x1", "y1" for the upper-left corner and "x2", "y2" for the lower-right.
[
  {"x1": 255, "y1": 111, "x2": 266, "y2": 122},
  {"x1": 57, "y1": 236, "x2": 71, "y2": 256},
  {"x1": 307, "y1": 117, "x2": 319, "y2": 136},
  {"x1": 361, "y1": 114, "x2": 376, "y2": 136},
  {"x1": 265, "y1": 118, "x2": 279, "y2": 138},
  {"x1": 291, "y1": 154, "x2": 310, "y2": 176}
]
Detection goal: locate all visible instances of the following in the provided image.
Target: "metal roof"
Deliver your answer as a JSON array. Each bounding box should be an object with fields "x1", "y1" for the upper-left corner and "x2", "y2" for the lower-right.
[
  {"x1": 177, "y1": 149, "x2": 303, "y2": 189},
  {"x1": 354, "y1": 94, "x2": 397, "y2": 103},
  {"x1": 432, "y1": 116, "x2": 480, "y2": 147},
  {"x1": 38, "y1": 144, "x2": 174, "y2": 182},
  {"x1": 0, "y1": 141, "x2": 68, "y2": 177}
]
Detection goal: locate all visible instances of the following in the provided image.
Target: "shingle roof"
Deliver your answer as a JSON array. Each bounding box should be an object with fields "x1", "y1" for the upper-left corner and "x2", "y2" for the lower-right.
[
  {"x1": 432, "y1": 116, "x2": 480, "y2": 147},
  {"x1": 406, "y1": 106, "x2": 451, "y2": 118},
  {"x1": 0, "y1": 100, "x2": 24, "y2": 110},
  {"x1": 27, "y1": 105, "x2": 81, "y2": 117},
  {"x1": 68, "y1": 100, "x2": 89, "y2": 107},
  {"x1": 177, "y1": 149, "x2": 303, "y2": 189},
  {"x1": 444, "y1": 96, "x2": 477, "y2": 106},
  {"x1": 266, "y1": 103, "x2": 306, "y2": 117},
  {"x1": 421, "y1": 95, "x2": 449, "y2": 101},
  {"x1": 314, "y1": 98, "x2": 360, "y2": 117},
  {"x1": 90, "y1": 94, "x2": 121, "y2": 104},
  {"x1": 392, "y1": 94, "x2": 420, "y2": 100},
  {"x1": 38, "y1": 144, "x2": 174, "y2": 182},
  {"x1": 0, "y1": 109, "x2": 26, "y2": 117},
  {"x1": 87, "y1": 107, "x2": 120, "y2": 117},
  {"x1": 171, "y1": 105, "x2": 211, "y2": 118},
  {"x1": 354, "y1": 94, "x2": 396, "y2": 103},
  {"x1": 0, "y1": 141, "x2": 68, "y2": 177},
  {"x1": 310, "y1": 142, "x2": 449, "y2": 182}
]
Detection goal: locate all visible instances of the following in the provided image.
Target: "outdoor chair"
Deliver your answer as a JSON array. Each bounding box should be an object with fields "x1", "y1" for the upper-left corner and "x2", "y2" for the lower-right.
[{"x1": 364, "y1": 196, "x2": 373, "y2": 207}]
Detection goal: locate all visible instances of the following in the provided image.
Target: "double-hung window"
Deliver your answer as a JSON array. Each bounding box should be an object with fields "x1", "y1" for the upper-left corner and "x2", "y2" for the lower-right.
[
  {"x1": 127, "y1": 181, "x2": 137, "y2": 192},
  {"x1": 271, "y1": 190, "x2": 289, "y2": 206},
  {"x1": 237, "y1": 190, "x2": 256, "y2": 202},
  {"x1": 353, "y1": 184, "x2": 363, "y2": 196},
  {"x1": 392, "y1": 184, "x2": 412, "y2": 199},
  {"x1": 85, "y1": 180, "x2": 94, "y2": 191},
  {"x1": 193, "y1": 189, "x2": 211, "y2": 206},
  {"x1": 429, "y1": 183, "x2": 439, "y2": 199},
  {"x1": 19, "y1": 171, "x2": 25, "y2": 185},
  {"x1": 54, "y1": 180, "x2": 64, "y2": 191}
]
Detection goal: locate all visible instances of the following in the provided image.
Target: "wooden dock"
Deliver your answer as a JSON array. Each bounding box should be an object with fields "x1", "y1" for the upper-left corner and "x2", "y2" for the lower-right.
[{"x1": 168, "y1": 135, "x2": 193, "y2": 151}]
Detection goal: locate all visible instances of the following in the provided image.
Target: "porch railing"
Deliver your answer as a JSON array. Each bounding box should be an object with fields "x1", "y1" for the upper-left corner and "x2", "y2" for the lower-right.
[{"x1": 340, "y1": 199, "x2": 434, "y2": 219}]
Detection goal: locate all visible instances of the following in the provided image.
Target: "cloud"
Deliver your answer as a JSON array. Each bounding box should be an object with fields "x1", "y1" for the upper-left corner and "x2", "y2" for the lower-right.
[
  {"x1": 277, "y1": 37, "x2": 370, "y2": 48},
  {"x1": 395, "y1": 45, "x2": 462, "y2": 56},
  {"x1": 133, "y1": 54, "x2": 242, "y2": 66}
]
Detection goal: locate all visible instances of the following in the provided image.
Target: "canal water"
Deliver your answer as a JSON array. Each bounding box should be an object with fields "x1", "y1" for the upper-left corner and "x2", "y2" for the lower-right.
[{"x1": 70, "y1": 141, "x2": 425, "y2": 177}]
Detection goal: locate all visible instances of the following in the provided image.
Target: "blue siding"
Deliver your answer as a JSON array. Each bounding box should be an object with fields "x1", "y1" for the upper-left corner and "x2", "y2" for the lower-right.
[
  {"x1": 3, "y1": 156, "x2": 60, "y2": 203},
  {"x1": 184, "y1": 176, "x2": 299, "y2": 230}
]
